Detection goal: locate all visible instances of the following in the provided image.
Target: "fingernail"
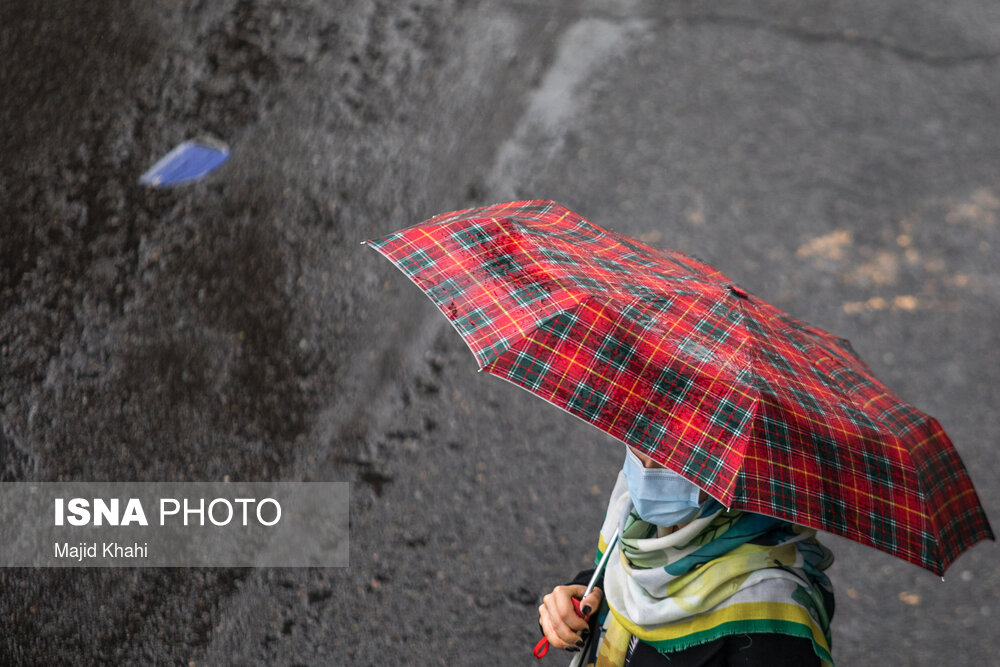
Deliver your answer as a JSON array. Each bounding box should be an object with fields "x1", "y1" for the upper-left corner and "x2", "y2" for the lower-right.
[
  {"x1": 581, "y1": 629, "x2": 590, "y2": 640},
  {"x1": 575, "y1": 639, "x2": 585, "y2": 647},
  {"x1": 566, "y1": 647, "x2": 580, "y2": 653},
  {"x1": 581, "y1": 605, "x2": 591, "y2": 616}
]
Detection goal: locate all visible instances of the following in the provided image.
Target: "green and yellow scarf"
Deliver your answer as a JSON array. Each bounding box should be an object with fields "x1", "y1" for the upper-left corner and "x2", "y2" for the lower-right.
[{"x1": 575, "y1": 472, "x2": 835, "y2": 667}]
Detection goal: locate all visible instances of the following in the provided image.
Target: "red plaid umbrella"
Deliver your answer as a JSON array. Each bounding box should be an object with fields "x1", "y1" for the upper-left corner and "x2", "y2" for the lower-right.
[{"x1": 366, "y1": 200, "x2": 993, "y2": 574}]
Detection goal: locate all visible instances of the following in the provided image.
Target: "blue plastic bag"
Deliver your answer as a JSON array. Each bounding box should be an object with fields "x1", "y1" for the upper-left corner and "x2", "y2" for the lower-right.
[{"x1": 140, "y1": 139, "x2": 230, "y2": 187}]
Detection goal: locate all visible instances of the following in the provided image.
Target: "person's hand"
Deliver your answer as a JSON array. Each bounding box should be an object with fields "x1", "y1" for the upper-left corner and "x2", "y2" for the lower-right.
[{"x1": 538, "y1": 584, "x2": 603, "y2": 652}]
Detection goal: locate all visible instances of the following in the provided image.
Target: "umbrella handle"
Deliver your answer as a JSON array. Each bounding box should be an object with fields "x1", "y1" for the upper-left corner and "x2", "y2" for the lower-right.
[{"x1": 533, "y1": 597, "x2": 587, "y2": 659}]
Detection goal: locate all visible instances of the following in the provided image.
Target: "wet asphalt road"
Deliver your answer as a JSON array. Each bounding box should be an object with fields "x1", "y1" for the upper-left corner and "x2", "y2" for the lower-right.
[{"x1": 2, "y1": 1, "x2": 999, "y2": 665}]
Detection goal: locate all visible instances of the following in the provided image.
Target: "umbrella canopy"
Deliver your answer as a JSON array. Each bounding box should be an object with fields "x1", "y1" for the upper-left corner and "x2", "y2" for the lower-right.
[{"x1": 366, "y1": 200, "x2": 993, "y2": 575}]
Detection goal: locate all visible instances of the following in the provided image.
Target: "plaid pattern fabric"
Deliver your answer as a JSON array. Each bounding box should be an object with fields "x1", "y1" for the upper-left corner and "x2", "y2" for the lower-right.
[{"x1": 367, "y1": 200, "x2": 993, "y2": 574}]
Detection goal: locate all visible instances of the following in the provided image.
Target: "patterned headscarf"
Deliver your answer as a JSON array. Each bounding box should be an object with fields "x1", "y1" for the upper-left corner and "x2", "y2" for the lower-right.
[{"x1": 573, "y1": 470, "x2": 835, "y2": 667}]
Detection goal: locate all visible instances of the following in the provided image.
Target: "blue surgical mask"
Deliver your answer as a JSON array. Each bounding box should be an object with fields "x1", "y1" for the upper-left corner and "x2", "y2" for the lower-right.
[{"x1": 622, "y1": 448, "x2": 702, "y2": 527}]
